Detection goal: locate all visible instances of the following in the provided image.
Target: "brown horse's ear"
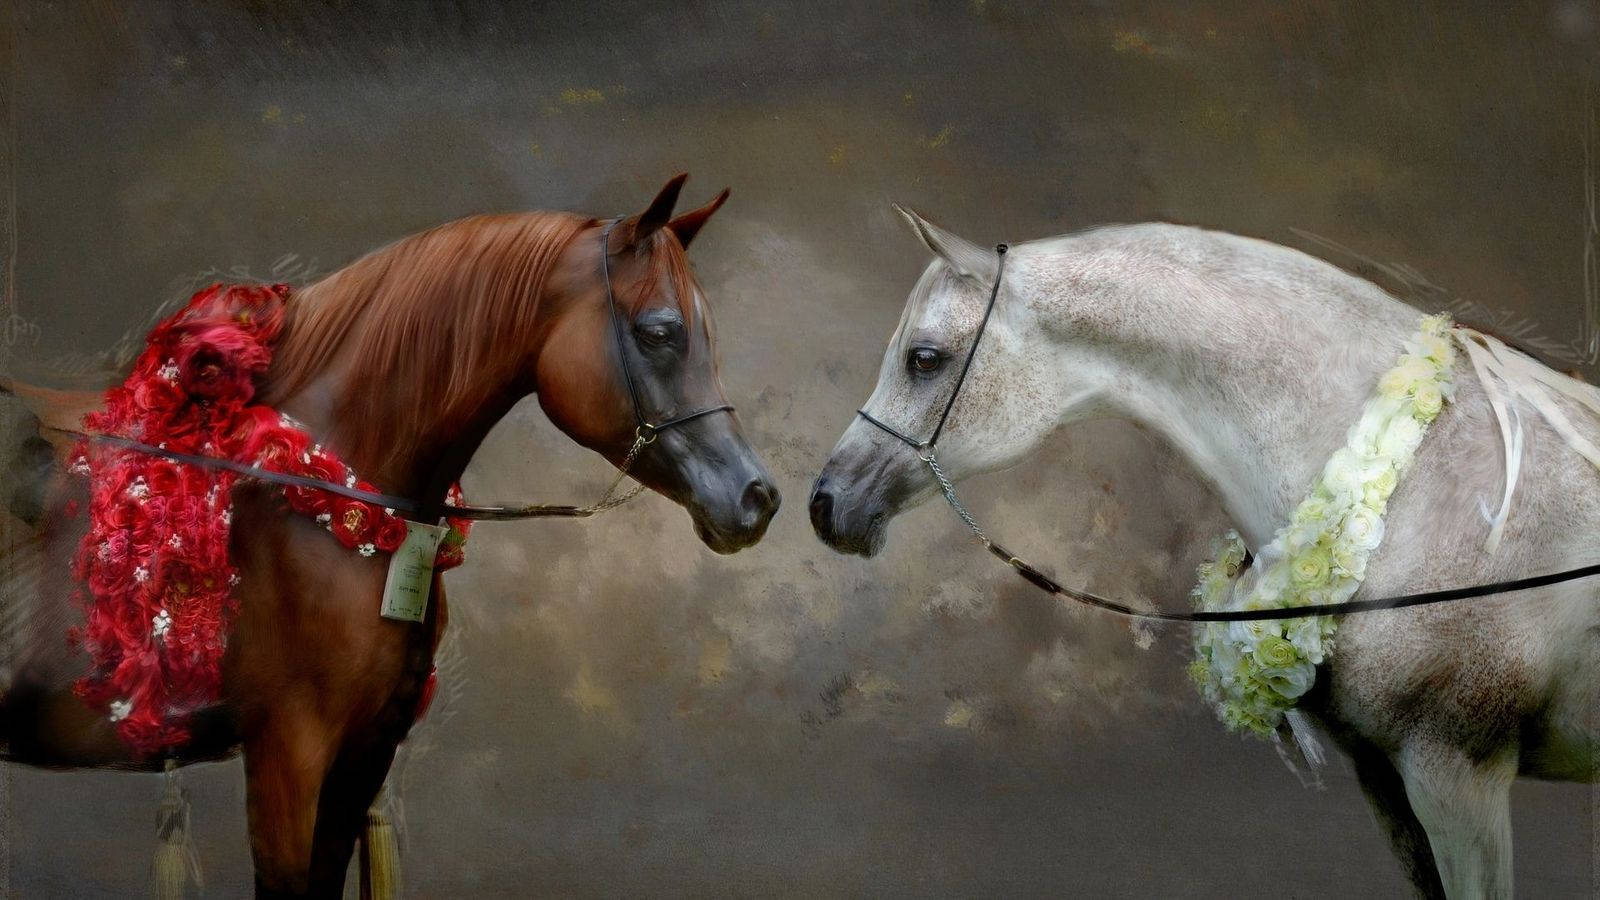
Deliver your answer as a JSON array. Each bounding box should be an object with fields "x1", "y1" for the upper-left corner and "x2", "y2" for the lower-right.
[
  {"x1": 668, "y1": 188, "x2": 730, "y2": 249},
  {"x1": 617, "y1": 173, "x2": 689, "y2": 249}
]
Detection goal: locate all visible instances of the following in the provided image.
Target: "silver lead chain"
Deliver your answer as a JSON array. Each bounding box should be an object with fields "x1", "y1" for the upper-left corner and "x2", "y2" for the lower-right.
[
  {"x1": 577, "y1": 431, "x2": 650, "y2": 515},
  {"x1": 921, "y1": 449, "x2": 989, "y2": 545}
]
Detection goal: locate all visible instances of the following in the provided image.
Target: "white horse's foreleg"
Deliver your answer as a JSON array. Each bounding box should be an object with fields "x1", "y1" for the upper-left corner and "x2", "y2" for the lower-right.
[
  {"x1": 1397, "y1": 742, "x2": 1517, "y2": 900},
  {"x1": 1346, "y1": 740, "x2": 1445, "y2": 898}
]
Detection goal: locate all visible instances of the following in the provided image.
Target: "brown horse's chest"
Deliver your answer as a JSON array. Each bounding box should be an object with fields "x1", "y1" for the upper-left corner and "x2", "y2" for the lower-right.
[{"x1": 222, "y1": 486, "x2": 441, "y2": 745}]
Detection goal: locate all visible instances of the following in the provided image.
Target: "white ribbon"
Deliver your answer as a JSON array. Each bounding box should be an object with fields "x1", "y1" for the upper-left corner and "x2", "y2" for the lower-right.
[{"x1": 1454, "y1": 327, "x2": 1600, "y2": 552}]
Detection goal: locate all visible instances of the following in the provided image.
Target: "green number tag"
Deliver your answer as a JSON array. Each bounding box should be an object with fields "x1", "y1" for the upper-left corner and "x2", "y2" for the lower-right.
[{"x1": 380, "y1": 521, "x2": 446, "y2": 623}]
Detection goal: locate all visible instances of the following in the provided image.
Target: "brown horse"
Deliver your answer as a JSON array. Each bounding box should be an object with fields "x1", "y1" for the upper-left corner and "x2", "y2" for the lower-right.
[{"x1": 0, "y1": 173, "x2": 780, "y2": 896}]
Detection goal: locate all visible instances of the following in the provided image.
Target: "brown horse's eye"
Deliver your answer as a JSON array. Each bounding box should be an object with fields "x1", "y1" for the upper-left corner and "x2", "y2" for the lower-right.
[
  {"x1": 907, "y1": 347, "x2": 944, "y2": 375},
  {"x1": 637, "y1": 324, "x2": 674, "y2": 346}
]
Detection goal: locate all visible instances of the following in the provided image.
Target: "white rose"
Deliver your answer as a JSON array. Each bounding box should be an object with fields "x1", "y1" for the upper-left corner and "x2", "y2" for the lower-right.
[
  {"x1": 1285, "y1": 617, "x2": 1327, "y2": 664},
  {"x1": 1376, "y1": 414, "x2": 1424, "y2": 459},
  {"x1": 1331, "y1": 545, "x2": 1368, "y2": 580},
  {"x1": 1260, "y1": 659, "x2": 1317, "y2": 700},
  {"x1": 1340, "y1": 506, "x2": 1386, "y2": 551},
  {"x1": 1411, "y1": 382, "x2": 1444, "y2": 420},
  {"x1": 1322, "y1": 449, "x2": 1368, "y2": 503},
  {"x1": 1347, "y1": 408, "x2": 1387, "y2": 454},
  {"x1": 1362, "y1": 467, "x2": 1399, "y2": 508}
]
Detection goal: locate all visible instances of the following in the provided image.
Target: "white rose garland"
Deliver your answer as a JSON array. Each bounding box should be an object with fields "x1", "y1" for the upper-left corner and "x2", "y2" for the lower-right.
[{"x1": 1190, "y1": 315, "x2": 1457, "y2": 736}]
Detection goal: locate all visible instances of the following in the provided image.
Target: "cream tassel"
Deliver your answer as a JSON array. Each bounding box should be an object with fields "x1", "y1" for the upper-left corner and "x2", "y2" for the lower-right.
[
  {"x1": 359, "y1": 781, "x2": 401, "y2": 900},
  {"x1": 153, "y1": 759, "x2": 201, "y2": 900}
]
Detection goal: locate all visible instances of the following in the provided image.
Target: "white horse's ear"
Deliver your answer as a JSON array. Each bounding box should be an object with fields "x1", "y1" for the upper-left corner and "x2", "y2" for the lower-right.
[{"x1": 892, "y1": 203, "x2": 998, "y2": 283}]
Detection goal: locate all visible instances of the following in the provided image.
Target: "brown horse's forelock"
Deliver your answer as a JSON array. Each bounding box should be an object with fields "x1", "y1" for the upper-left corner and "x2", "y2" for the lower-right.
[{"x1": 621, "y1": 228, "x2": 705, "y2": 329}]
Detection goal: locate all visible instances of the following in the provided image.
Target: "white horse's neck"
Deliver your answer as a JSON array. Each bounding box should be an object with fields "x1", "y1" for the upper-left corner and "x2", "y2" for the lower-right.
[{"x1": 1022, "y1": 226, "x2": 1423, "y2": 549}]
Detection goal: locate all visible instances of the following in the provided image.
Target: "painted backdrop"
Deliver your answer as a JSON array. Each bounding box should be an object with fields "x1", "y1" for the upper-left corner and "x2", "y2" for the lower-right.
[{"x1": 2, "y1": 2, "x2": 1597, "y2": 896}]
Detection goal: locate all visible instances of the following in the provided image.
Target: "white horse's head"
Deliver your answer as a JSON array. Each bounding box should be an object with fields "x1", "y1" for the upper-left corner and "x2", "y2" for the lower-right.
[{"x1": 810, "y1": 206, "x2": 1081, "y2": 556}]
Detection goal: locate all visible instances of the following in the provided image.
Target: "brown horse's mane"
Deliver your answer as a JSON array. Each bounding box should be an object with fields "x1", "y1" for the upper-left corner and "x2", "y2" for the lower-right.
[
  {"x1": 263, "y1": 212, "x2": 591, "y2": 414},
  {"x1": 257, "y1": 210, "x2": 704, "y2": 468}
]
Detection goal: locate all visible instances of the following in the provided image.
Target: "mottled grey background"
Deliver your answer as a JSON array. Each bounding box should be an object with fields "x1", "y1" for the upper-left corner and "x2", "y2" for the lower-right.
[{"x1": 2, "y1": 1, "x2": 1599, "y2": 896}]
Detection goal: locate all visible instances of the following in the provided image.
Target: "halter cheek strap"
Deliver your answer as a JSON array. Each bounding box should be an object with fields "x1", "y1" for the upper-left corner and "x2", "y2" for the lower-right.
[
  {"x1": 856, "y1": 243, "x2": 1008, "y2": 456},
  {"x1": 600, "y1": 218, "x2": 734, "y2": 445}
]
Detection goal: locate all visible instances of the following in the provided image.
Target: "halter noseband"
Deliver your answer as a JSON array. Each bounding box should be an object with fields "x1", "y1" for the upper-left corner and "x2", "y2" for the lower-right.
[
  {"x1": 856, "y1": 244, "x2": 1008, "y2": 457},
  {"x1": 600, "y1": 219, "x2": 734, "y2": 445}
]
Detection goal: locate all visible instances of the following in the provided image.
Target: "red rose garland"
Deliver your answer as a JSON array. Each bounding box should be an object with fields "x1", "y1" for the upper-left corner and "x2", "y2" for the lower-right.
[{"x1": 69, "y1": 283, "x2": 469, "y2": 756}]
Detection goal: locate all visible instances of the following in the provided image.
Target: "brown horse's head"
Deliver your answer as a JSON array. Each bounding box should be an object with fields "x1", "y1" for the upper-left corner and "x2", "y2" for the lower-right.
[{"x1": 533, "y1": 176, "x2": 780, "y2": 553}]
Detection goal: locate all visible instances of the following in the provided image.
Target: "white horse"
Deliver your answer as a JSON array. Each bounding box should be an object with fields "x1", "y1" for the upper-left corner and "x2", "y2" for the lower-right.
[{"x1": 809, "y1": 208, "x2": 1600, "y2": 898}]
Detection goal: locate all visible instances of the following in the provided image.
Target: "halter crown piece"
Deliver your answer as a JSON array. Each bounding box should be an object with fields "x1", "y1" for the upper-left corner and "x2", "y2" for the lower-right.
[{"x1": 857, "y1": 244, "x2": 1008, "y2": 455}]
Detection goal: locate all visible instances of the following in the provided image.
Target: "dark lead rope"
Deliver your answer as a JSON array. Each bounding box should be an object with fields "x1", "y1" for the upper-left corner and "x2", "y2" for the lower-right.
[
  {"x1": 58, "y1": 220, "x2": 737, "y2": 523},
  {"x1": 856, "y1": 242, "x2": 1600, "y2": 623}
]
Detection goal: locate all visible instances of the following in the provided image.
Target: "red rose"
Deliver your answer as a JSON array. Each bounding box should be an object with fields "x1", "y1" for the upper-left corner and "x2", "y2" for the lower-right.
[
  {"x1": 374, "y1": 515, "x2": 409, "y2": 553},
  {"x1": 144, "y1": 461, "x2": 182, "y2": 497},
  {"x1": 330, "y1": 499, "x2": 375, "y2": 547},
  {"x1": 132, "y1": 375, "x2": 185, "y2": 416},
  {"x1": 301, "y1": 450, "x2": 347, "y2": 486},
  {"x1": 241, "y1": 417, "x2": 311, "y2": 470}
]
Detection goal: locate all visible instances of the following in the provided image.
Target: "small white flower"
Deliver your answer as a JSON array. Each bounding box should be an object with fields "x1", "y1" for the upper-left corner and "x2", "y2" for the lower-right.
[
  {"x1": 133, "y1": 566, "x2": 150, "y2": 583},
  {"x1": 126, "y1": 477, "x2": 150, "y2": 499},
  {"x1": 158, "y1": 359, "x2": 180, "y2": 382},
  {"x1": 221, "y1": 507, "x2": 232, "y2": 526},
  {"x1": 228, "y1": 572, "x2": 241, "y2": 587},
  {"x1": 108, "y1": 699, "x2": 132, "y2": 722},
  {"x1": 315, "y1": 512, "x2": 331, "y2": 525},
  {"x1": 97, "y1": 542, "x2": 112, "y2": 561},
  {"x1": 70, "y1": 456, "x2": 90, "y2": 475},
  {"x1": 151, "y1": 609, "x2": 172, "y2": 639},
  {"x1": 300, "y1": 451, "x2": 312, "y2": 464},
  {"x1": 1416, "y1": 333, "x2": 1454, "y2": 365},
  {"x1": 167, "y1": 533, "x2": 183, "y2": 550},
  {"x1": 358, "y1": 543, "x2": 376, "y2": 557},
  {"x1": 345, "y1": 474, "x2": 357, "y2": 488}
]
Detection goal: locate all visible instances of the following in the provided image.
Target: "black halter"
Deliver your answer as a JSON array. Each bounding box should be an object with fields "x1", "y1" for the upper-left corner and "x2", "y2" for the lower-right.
[
  {"x1": 857, "y1": 244, "x2": 1008, "y2": 454},
  {"x1": 65, "y1": 219, "x2": 733, "y2": 522},
  {"x1": 850, "y1": 240, "x2": 1600, "y2": 622},
  {"x1": 599, "y1": 219, "x2": 734, "y2": 443}
]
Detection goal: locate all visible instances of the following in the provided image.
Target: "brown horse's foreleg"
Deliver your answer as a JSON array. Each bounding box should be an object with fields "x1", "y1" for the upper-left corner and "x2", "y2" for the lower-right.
[
  {"x1": 305, "y1": 735, "x2": 403, "y2": 895},
  {"x1": 244, "y1": 708, "x2": 336, "y2": 898}
]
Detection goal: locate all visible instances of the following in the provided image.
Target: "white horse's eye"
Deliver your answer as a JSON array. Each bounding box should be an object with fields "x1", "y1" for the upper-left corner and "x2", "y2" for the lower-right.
[{"x1": 907, "y1": 347, "x2": 944, "y2": 374}]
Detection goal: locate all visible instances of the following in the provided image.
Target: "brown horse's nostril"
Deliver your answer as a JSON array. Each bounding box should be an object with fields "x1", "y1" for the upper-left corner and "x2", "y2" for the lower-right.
[
  {"x1": 742, "y1": 477, "x2": 781, "y2": 523},
  {"x1": 808, "y1": 485, "x2": 834, "y2": 539}
]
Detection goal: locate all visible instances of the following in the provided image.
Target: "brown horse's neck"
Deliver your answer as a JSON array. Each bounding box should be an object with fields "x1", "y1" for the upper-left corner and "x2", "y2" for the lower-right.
[{"x1": 259, "y1": 212, "x2": 593, "y2": 502}]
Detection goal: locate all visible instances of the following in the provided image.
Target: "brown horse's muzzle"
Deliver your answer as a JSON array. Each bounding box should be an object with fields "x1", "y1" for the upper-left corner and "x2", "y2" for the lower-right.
[{"x1": 641, "y1": 416, "x2": 780, "y2": 554}]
